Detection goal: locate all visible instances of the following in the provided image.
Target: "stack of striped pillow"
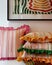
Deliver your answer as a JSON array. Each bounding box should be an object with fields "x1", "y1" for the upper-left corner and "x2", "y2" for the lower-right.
[{"x1": 17, "y1": 32, "x2": 52, "y2": 65}]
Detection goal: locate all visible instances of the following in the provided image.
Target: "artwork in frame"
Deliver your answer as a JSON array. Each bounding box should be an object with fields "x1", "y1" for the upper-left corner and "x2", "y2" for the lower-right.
[{"x1": 7, "y1": 0, "x2": 52, "y2": 21}]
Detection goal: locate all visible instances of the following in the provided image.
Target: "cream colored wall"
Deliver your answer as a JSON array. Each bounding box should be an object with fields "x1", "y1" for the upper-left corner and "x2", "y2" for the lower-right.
[{"x1": 9, "y1": 21, "x2": 52, "y2": 32}]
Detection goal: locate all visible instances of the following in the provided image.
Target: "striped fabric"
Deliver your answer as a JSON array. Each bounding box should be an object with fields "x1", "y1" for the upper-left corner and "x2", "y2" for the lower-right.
[
  {"x1": 0, "y1": 27, "x2": 16, "y2": 60},
  {"x1": 0, "y1": 25, "x2": 30, "y2": 60},
  {"x1": 23, "y1": 42, "x2": 52, "y2": 50}
]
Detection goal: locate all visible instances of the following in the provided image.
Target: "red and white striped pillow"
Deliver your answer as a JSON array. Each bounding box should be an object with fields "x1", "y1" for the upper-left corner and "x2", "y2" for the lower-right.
[{"x1": 0, "y1": 25, "x2": 30, "y2": 60}]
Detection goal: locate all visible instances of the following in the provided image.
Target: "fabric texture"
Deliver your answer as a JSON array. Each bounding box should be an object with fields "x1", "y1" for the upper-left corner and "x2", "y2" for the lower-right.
[
  {"x1": 20, "y1": 32, "x2": 52, "y2": 43},
  {"x1": 17, "y1": 32, "x2": 52, "y2": 64},
  {"x1": 0, "y1": 25, "x2": 30, "y2": 60}
]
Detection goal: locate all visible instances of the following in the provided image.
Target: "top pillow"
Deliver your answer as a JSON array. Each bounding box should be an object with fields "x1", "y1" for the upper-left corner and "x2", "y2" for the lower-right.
[{"x1": 20, "y1": 32, "x2": 52, "y2": 43}]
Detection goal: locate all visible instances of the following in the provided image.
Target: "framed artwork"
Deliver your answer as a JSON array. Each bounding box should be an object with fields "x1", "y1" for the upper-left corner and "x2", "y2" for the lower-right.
[{"x1": 7, "y1": 0, "x2": 52, "y2": 21}]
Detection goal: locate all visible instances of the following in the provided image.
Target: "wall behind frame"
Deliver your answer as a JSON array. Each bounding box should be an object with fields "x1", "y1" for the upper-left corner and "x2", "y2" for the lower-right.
[{"x1": 0, "y1": 0, "x2": 52, "y2": 32}]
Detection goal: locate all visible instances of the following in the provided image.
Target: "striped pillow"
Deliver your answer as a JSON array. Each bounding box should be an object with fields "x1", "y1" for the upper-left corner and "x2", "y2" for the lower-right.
[{"x1": 0, "y1": 25, "x2": 30, "y2": 60}]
